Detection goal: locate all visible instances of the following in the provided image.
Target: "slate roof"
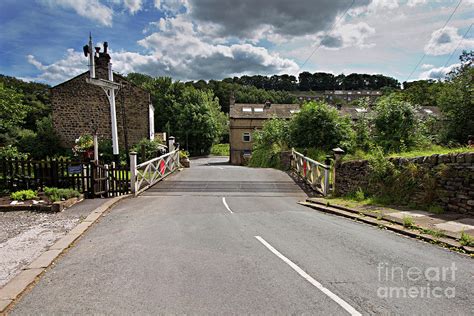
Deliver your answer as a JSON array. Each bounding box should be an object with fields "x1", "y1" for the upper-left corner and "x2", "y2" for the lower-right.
[{"x1": 230, "y1": 103, "x2": 301, "y2": 119}]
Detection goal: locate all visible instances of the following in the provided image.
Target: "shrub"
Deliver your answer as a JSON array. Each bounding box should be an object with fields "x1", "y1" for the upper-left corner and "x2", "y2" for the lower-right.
[
  {"x1": 11, "y1": 189, "x2": 38, "y2": 201},
  {"x1": 460, "y1": 231, "x2": 474, "y2": 247},
  {"x1": 249, "y1": 118, "x2": 289, "y2": 168},
  {"x1": 289, "y1": 101, "x2": 355, "y2": 152},
  {"x1": 132, "y1": 138, "x2": 165, "y2": 162},
  {"x1": 247, "y1": 144, "x2": 282, "y2": 169},
  {"x1": 179, "y1": 150, "x2": 190, "y2": 159},
  {"x1": 403, "y1": 216, "x2": 414, "y2": 228},
  {"x1": 210, "y1": 143, "x2": 230, "y2": 156},
  {"x1": 0, "y1": 145, "x2": 28, "y2": 160},
  {"x1": 372, "y1": 95, "x2": 421, "y2": 153},
  {"x1": 44, "y1": 187, "x2": 81, "y2": 202}
]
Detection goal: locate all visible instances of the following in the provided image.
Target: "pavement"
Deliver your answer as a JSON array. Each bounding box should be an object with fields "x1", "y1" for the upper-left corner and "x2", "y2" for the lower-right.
[
  {"x1": 9, "y1": 157, "x2": 474, "y2": 315},
  {"x1": 304, "y1": 197, "x2": 474, "y2": 248},
  {"x1": 0, "y1": 198, "x2": 107, "y2": 288}
]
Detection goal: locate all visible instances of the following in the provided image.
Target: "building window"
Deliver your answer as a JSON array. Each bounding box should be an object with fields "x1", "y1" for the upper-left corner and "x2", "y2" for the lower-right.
[{"x1": 242, "y1": 132, "x2": 251, "y2": 142}]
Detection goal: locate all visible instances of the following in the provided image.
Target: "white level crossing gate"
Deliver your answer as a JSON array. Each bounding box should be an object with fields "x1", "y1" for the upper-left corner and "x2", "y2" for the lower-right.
[{"x1": 130, "y1": 150, "x2": 180, "y2": 196}]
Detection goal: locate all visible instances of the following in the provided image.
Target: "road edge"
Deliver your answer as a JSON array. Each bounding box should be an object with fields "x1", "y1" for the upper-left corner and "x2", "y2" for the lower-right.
[
  {"x1": 298, "y1": 201, "x2": 474, "y2": 256},
  {"x1": 0, "y1": 194, "x2": 131, "y2": 314}
]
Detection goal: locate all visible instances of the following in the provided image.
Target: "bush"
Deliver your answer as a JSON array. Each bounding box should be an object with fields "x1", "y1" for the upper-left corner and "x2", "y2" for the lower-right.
[
  {"x1": 372, "y1": 95, "x2": 421, "y2": 153},
  {"x1": 289, "y1": 101, "x2": 355, "y2": 152},
  {"x1": 11, "y1": 189, "x2": 38, "y2": 201},
  {"x1": 132, "y1": 138, "x2": 165, "y2": 162},
  {"x1": 247, "y1": 145, "x2": 282, "y2": 169},
  {"x1": 0, "y1": 145, "x2": 28, "y2": 160},
  {"x1": 179, "y1": 150, "x2": 190, "y2": 159},
  {"x1": 249, "y1": 118, "x2": 289, "y2": 168},
  {"x1": 44, "y1": 187, "x2": 81, "y2": 202},
  {"x1": 210, "y1": 143, "x2": 229, "y2": 156}
]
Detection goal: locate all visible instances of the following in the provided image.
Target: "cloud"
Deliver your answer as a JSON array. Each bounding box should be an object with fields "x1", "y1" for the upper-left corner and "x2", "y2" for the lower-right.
[
  {"x1": 406, "y1": 0, "x2": 427, "y2": 7},
  {"x1": 154, "y1": 0, "x2": 188, "y2": 14},
  {"x1": 27, "y1": 49, "x2": 88, "y2": 82},
  {"x1": 318, "y1": 22, "x2": 376, "y2": 49},
  {"x1": 123, "y1": 0, "x2": 143, "y2": 14},
  {"x1": 418, "y1": 63, "x2": 460, "y2": 80},
  {"x1": 39, "y1": 0, "x2": 113, "y2": 26},
  {"x1": 424, "y1": 26, "x2": 474, "y2": 56},
  {"x1": 421, "y1": 63, "x2": 434, "y2": 69},
  {"x1": 183, "y1": 0, "x2": 371, "y2": 40}
]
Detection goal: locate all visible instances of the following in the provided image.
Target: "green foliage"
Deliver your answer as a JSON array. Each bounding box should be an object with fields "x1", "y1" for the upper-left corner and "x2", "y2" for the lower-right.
[
  {"x1": 437, "y1": 54, "x2": 473, "y2": 144},
  {"x1": 352, "y1": 188, "x2": 366, "y2": 202},
  {"x1": 132, "y1": 138, "x2": 165, "y2": 162},
  {"x1": 44, "y1": 187, "x2": 81, "y2": 202},
  {"x1": 249, "y1": 118, "x2": 290, "y2": 168},
  {"x1": 372, "y1": 95, "x2": 421, "y2": 152},
  {"x1": 11, "y1": 189, "x2": 38, "y2": 201},
  {"x1": 179, "y1": 150, "x2": 190, "y2": 159},
  {"x1": 0, "y1": 145, "x2": 28, "y2": 160},
  {"x1": 0, "y1": 82, "x2": 30, "y2": 145},
  {"x1": 133, "y1": 77, "x2": 227, "y2": 156},
  {"x1": 247, "y1": 145, "x2": 282, "y2": 169},
  {"x1": 460, "y1": 231, "x2": 474, "y2": 247},
  {"x1": 210, "y1": 143, "x2": 230, "y2": 156},
  {"x1": 76, "y1": 134, "x2": 94, "y2": 150},
  {"x1": 403, "y1": 216, "x2": 414, "y2": 228},
  {"x1": 289, "y1": 101, "x2": 355, "y2": 152},
  {"x1": 16, "y1": 116, "x2": 62, "y2": 159}
]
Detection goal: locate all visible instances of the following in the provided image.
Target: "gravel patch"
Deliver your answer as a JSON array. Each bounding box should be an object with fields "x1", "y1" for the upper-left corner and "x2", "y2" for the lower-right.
[{"x1": 0, "y1": 199, "x2": 108, "y2": 287}]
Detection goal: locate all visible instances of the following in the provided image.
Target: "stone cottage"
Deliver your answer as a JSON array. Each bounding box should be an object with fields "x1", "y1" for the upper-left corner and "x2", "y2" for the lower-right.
[
  {"x1": 50, "y1": 45, "x2": 154, "y2": 151},
  {"x1": 229, "y1": 100, "x2": 300, "y2": 165}
]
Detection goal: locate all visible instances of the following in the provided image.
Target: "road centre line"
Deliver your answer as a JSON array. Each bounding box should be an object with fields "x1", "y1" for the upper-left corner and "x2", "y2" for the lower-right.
[
  {"x1": 222, "y1": 197, "x2": 234, "y2": 214},
  {"x1": 254, "y1": 236, "x2": 361, "y2": 316}
]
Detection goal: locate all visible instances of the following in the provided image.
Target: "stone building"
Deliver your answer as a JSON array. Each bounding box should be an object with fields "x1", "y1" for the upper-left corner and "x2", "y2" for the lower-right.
[
  {"x1": 229, "y1": 100, "x2": 300, "y2": 165},
  {"x1": 50, "y1": 47, "x2": 154, "y2": 150}
]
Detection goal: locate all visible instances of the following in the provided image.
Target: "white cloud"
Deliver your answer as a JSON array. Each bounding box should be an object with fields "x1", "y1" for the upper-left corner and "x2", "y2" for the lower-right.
[
  {"x1": 421, "y1": 63, "x2": 434, "y2": 69},
  {"x1": 27, "y1": 49, "x2": 88, "y2": 82},
  {"x1": 424, "y1": 26, "x2": 474, "y2": 56},
  {"x1": 318, "y1": 22, "x2": 376, "y2": 49},
  {"x1": 154, "y1": 0, "x2": 188, "y2": 14},
  {"x1": 39, "y1": 0, "x2": 113, "y2": 26},
  {"x1": 418, "y1": 63, "x2": 460, "y2": 80},
  {"x1": 407, "y1": 0, "x2": 427, "y2": 7},
  {"x1": 123, "y1": 0, "x2": 143, "y2": 14}
]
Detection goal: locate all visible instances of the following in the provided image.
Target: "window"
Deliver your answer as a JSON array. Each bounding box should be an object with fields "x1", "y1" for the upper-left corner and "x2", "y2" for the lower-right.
[
  {"x1": 355, "y1": 108, "x2": 367, "y2": 113},
  {"x1": 290, "y1": 110, "x2": 300, "y2": 114},
  {"x1": 242, "y1": 107, "x2": 252, "y2": 112},
  {"x1": 254, "y1": 107, "x2": 264, "y2": 112},
  {"x1": 242, "y1": 132, "x2": 251, "y2": 142}
]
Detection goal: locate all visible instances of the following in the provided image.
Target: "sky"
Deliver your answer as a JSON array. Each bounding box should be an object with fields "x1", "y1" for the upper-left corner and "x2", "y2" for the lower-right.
[{"x1": 0, "y1": 0, "x2": 473, "y2": 86}]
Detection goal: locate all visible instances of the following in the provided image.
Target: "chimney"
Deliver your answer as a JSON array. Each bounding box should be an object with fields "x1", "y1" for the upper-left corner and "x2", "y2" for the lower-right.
[
  {"x1": 95, "y1": 42, "x2": 111, "y2": 70},
  {"x1": 336, "y1": 104, "x2": 342, "y2": 110},
  {"x1": 264, "y1": 100, "x2": 271, "y2": 109}
]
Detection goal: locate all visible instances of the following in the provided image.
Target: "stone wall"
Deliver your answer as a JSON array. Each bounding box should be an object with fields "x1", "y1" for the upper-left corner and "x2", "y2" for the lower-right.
[
  {"x1": 51, "y1": 66, "x2": 151, "y2": 149},
  {"x1": 335, "y1": 152, "x2": 474, "y2": 214}
]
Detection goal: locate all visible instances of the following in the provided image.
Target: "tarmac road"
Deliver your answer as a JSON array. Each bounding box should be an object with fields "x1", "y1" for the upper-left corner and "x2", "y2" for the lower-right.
[{"x1": 11, "y1": 157, "x2": 474, "y2": 315}]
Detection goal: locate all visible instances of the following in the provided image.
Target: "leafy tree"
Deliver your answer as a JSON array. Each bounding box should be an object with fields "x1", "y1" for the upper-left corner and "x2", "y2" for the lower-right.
[
  {"x1": 248, "y1": 118, "x2": 290, "y2": 168},
  {"x1": 289, "y1": 101, "x2": 355, "y2": 152},
  {"x1": 0, "y1": 82, "x2": 30, "y2": 146},
  {"x1": 16, "y1": 116, "x2": 62, "y2": 159},
  {"x1": 372, "y1": 94, "x2": 421, "y2": 152},
  {"x1": 437, "y1": 51, "x2": 474, "y2": 144}
]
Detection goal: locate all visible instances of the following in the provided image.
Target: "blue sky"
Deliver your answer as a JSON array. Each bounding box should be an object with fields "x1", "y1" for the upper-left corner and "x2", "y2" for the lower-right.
[{"x1": 0, "y1": 0, "x2": 473, "y2": 85}]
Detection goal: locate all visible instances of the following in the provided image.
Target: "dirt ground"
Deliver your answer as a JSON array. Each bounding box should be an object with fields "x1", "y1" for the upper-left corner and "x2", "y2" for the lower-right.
[{"x1": 0, "y1": 198, "x2": 107, "y2": 287}]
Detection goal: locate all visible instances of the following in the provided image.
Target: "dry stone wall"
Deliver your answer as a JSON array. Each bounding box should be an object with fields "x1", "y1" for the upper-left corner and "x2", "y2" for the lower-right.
[{"x1": 335, "y1": 152, "x2": 474, "y2": 214}]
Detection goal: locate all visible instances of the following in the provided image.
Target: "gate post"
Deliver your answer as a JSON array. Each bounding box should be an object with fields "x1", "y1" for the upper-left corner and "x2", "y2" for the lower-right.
[{"x1": 130, "y1": 152, "x2": 137, "y2": 196}]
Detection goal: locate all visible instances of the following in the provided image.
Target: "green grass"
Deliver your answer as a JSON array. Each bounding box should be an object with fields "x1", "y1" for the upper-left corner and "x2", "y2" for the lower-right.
[
  {"x1": 460, "y1": 231, "x2": 474, "y2": 247},
  {"x1": 420, "y1": 228, "x2": 445, "y2": 239},
  {"x1": 343, "y1": 145, "x2": 473, "y2": 162},
  {"x1": 403, "y1": 216, "x2": 415, "y2": 228},
  {"x1": 211, "y1": 143, "x2": 230, "y2": 156}
]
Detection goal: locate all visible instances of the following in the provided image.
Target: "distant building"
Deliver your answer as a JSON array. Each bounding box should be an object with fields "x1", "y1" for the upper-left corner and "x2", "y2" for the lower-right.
[
  {"x1": 294, "y1": 90, "x2": 383, "y2": 105},
  {"x1": 337, "y1": 105, "x2": 442, "y2": 121},
  {"x1": 50, "y1": 44, "x2": 154, "y2": 150},
  {"x1": 229, "y1": 100, "x2": 300, "y2": 165}
]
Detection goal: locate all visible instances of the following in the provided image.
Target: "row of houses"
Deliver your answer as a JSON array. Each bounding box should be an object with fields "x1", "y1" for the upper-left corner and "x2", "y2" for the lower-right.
[{"x1": 229, "y1": 100, "x2": 441, "y2": 165}]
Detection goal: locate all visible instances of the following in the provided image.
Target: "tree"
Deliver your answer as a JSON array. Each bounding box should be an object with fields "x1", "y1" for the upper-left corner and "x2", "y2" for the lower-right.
[
  {"x1": 437, "y1": 51, "x2": 474, "y2": 144},
  {"x1": 289, "y1": 101, "x2": 355, "y2": 152},
  {"x1": 248, "y1": 118, "x2": 289, "y2": 168},
  {"x1": 0, "y1": 82, "x2": 30, "y2": 146},
  {"x1": 372, "y1": 94, "x2": 421, "y2": 152}
]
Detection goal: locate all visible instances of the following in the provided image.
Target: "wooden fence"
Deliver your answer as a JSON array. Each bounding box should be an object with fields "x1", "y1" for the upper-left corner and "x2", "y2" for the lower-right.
[{"x1": 0, "y1": 158, "x2": 130, "y2": 198}]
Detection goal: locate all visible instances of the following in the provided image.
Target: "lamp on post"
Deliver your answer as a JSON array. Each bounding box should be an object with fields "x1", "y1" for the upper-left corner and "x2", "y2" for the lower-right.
[{"x1": 332, "y1": 147, "x2": 345, "y2": 162}]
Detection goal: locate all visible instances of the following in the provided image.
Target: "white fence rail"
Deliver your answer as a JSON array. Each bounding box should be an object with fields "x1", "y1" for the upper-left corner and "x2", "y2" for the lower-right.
[
  {"x1": 130, "y1": 149, "x2": 180, "y2": 196},
  {"x1": 291, "y1": 148, "x2": 331, "y2": 196}
]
